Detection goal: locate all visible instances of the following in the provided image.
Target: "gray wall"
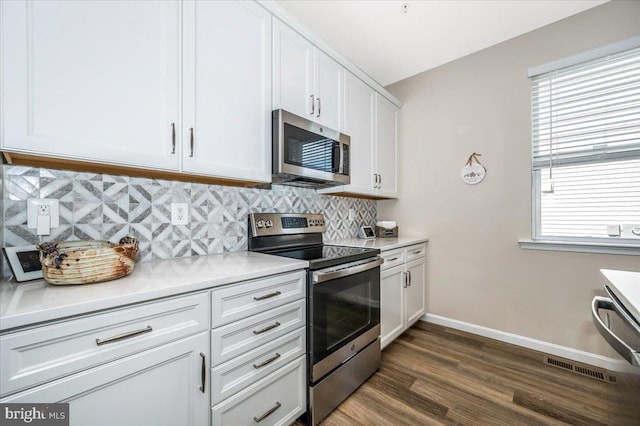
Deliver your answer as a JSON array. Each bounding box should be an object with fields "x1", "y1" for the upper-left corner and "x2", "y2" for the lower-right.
[
  {"x1": 379, "y1": 1, "x2": 640, "y2": 359},
  {"x1": 2, "y1": 165, "x2": 376, "y2": 277}
]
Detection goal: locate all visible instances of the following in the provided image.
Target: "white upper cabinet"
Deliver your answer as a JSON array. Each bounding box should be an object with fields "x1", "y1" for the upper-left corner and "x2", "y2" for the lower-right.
[
  {"x1": 313, "y1": 49, "x2": 343, "y2": 130},
  {"x1": 272, "y1": 19, "x2": 314, "y2": 119},
  {"x1": 273, "y1": 19, "x2": 342, "y2": 131},
  {"x1": 319, "y1": 83, "x2": 399, "y2": 199},
  {"x1": 182, "y1": 1, "x2": 271, "y2": 182},
  {"x1": 0, "y1": 0, "x2": 181, "y2": 171},
  {"x1": 375, "y1": 93, "x2": 399, "y2": 198},
  {"x1": 335, "y1": 71, "x2": 376, "y2": 195}
]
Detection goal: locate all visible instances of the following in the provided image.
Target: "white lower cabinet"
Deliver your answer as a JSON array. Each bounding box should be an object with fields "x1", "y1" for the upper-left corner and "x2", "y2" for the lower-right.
[
  {"x1": 0, "y1": 270, "x2": 308, "y2": 425},
  {"x1": 1, "y1": 332, "x2": 210, "y2": 426},
  {"x1": 380, "y1": 263, "x2": 405, "y2": 348},
  {"x1": 210, "y1": 271, "x2": 307, "y2": 424},
  {"x1": 380, "y1": 243, "x2": 427, "y2": 349},
  {"x1": 212, "y1": 356, "x2": 306, "y2": 426}
]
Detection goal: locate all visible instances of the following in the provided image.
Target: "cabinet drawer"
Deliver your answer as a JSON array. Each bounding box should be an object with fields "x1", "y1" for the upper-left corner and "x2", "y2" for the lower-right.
[
  {"x1": 212, "y1": 327, "x2": 305, "y2": 404},
  {"x1": 212, "y1": 356, "x2": 306, "y2": 426},
  {"x1": 0, "y1": 292, "x2": 209, "y2": 397},
  {"x1": 211, "y1": 299, "x2": 305, "y2": 366},
  {"x1": 405, "y1": 243, "x2": 426, "y2": 261},
  {"x1": 211, "y1": 271, "x2": 305, "y2": 328},
  {"x1": 380, "y1": 248, "x2": 404, "y2": 271},
  {"x1": 0, "y1": 332, "x2": 210, "y2": 426}
]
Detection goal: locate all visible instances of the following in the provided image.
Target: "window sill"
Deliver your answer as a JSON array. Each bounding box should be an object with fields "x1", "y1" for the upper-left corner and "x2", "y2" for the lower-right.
[{"x1": 519, "y1": 239, "x2": 640, "y2": 256}]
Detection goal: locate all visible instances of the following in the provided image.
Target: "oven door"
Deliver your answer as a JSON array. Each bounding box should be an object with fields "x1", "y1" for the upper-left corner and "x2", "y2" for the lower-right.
[{"x1": 309, "y1": 257, "x2": 382, "y2": 383}]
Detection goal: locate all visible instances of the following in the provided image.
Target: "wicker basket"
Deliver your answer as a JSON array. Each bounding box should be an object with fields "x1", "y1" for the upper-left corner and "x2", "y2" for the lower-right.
[{"x1": 37, "y1": 237, "x2": 138, "y2": 285}]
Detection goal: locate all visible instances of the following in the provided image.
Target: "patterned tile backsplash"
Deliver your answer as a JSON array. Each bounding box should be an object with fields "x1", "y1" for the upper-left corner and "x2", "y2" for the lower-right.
[{"x1": 1, "y1": 165, "x2": 377, "y2": 277}]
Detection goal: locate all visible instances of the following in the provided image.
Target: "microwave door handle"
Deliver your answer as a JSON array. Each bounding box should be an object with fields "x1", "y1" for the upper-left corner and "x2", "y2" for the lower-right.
[
  {"x1": 332, "y1": 142, "x2": 341, "y2": 173},
  {"x1": 312, "y1": 258, "x2": 383, "y2": 284},
  {"x1": 592, "y1": 296, "x2": 640, "y2": 367}
]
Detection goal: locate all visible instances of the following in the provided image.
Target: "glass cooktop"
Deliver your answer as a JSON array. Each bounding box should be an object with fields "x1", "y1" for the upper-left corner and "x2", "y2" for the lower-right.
[{"x1": 269, "y1": 245, "x2": 380, "y2": 270}]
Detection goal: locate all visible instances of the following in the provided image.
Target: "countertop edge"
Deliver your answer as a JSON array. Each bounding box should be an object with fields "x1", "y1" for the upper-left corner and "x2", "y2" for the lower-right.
[
  {"x1": 600, "y1": 268, "x2": 640, "y2": 322},
  {"x1": 326, "y1": 236, "x2": 429, "y2": 251},
  {"x1": 0, "y1": 252, "x2": 308, "y2": 332}
]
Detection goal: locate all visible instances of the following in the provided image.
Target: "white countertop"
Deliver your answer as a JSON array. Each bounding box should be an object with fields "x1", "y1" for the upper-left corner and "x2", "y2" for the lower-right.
[
  {"x1": 326, "y1": 236, "x2": 428, "y2": 251},
  {"x1": 601, "y1": 269, "x2": 640, "y2": 322},
  {"x1": 0, "y1": 252, "x2": 308, "y2": 332}
]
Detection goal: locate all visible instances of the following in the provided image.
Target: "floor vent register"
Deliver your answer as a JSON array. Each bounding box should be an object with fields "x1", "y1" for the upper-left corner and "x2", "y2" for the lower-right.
[{"x1": 543, "y1": 355, "x2": 617, "y2": 383}]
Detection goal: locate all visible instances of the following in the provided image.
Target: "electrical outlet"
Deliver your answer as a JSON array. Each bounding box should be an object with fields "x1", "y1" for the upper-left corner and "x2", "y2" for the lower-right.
[
  {"x1": 348, "y1": 209, "x2": 356, "y2": 221},
  {"x1": 27, "y1": 198, "x2": 60, "y2": 229},
  {"x1": 171, "y1": 203, "x2": 189, "y2": 225},
  {"x1": 38, "y1": 204, "x2": 50, "y2": 216}
]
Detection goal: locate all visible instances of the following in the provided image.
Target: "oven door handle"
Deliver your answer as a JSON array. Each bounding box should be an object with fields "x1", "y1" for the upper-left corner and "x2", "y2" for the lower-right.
[
  {"x1": 591, "y1": 296, "x2": 640, "y2": 367},
  {"x1": 312, "y1": 257, "x2": 383, "y2": 284}
]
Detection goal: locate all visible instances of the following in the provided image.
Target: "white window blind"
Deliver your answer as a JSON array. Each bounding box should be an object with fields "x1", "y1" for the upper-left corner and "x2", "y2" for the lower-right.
[{"x1": 530, "y1": 42, "x2": 640, "y2": 241}]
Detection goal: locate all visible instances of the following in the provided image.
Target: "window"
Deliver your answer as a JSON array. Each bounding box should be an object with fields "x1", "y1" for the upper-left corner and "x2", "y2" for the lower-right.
[{"x1": 528, "y1": 37, "x2": 640, "y2": 245}]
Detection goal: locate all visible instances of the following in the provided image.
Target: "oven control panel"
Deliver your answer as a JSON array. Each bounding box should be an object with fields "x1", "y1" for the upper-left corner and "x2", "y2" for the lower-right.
[{"x1": 249, "y1": 213, "x2": 326, "y2": 236}]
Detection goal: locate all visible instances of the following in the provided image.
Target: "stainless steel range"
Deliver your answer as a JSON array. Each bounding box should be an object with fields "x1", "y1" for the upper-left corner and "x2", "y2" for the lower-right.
[{"x1": 248, "y1": 213, "x2": 382, "y2": 425}]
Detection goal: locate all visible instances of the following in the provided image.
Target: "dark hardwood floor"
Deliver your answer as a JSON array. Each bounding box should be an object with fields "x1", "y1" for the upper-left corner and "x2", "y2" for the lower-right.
[{"x1": 316, "y1": 321, "x2": 640, "y2": 426}]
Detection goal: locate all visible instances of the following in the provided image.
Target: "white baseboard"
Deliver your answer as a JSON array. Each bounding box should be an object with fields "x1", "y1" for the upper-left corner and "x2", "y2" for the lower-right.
[{"x1": 421, "y1": 313, "x2": 638, "y2": 373}]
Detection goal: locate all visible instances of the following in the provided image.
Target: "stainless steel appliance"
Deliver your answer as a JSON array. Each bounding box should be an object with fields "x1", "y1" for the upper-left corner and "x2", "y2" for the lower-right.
[
  {"x1": 272, "y1": 110, "x2": 350, "y2": 188},
  {"x1": 591, "y1": 269, "x2": 640, "y2": 425},
  {"x1": 248, "y1": 213, "x2": 381, "y2": 425}
]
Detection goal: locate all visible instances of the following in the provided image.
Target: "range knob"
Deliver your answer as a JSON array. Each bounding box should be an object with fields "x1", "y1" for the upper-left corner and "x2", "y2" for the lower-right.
[
  {"x1": 256, "y1": 220, "x2": 265, "y2": 229},
  {"x1": 265, "y1": 220, "x2": 273, "y2": 228}
]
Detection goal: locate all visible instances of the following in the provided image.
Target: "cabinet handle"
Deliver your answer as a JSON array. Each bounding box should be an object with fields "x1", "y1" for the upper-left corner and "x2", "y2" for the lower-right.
[
  {"x1": 387, "y1": 257, "x2": 399, "y2": 262},
  {"x1": 199, "y1": 352, "x2": 206, "y2": 393},
  {"x1": 253, "y1": 401, "x2": 281, "y2": 423},
  {"x1": 253, "y1": 322, "x2": 281, "y2": 335},
  {"x1": 316, "y1": 97, "x2": 321, "y2": 117},
  {"x1": 408, "y1": 271, "x2": 412, "y2": 286},
  {"x1": 402, "y1": 272, "x2": 407, "y2": 288},
  {"x1": 96, "y1": 325, "x2": 152, "y2": 346},
  {"x1": 253, "y1": 352, "x2": 281, "y2": 369},
  {"x1": 379, "y1": 174, "x2": 382, "y2": 188},
  {"x1": 413, "y1": 250, "x2": 422, "y2": 255},
  {"x1": 189, "y1": 127, "x2": 194, "y2": 157},
  {"x1": 310, "y1": 94, "x2": 315, "y2": 115},
  {"x1": 171, "y1": 123, "x2": 176, "y2": 154},
  {"x1": 253, "y1": 291, "x2": 281, "y2": 301}
]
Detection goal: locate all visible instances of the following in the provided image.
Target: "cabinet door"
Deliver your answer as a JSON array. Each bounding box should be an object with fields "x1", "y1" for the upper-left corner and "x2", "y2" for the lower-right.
[
  {"x1": 272, "y1": 19, "x2": 313, "y2": 118},
  {"x1": 375, "y1": 94, "x2": 399, "y2": 198},
  {"x1": 1, "y1": 333, "x2": 210, "y2": 426},
  {"x1": 182, "y1": 0, "x2": 271, "y2": 182},
  {"x1": 313, "y1": 49, "x2": 343, "y2": 130},
  {"x1": 405, "y1": 258, "x2": 426, "y2": 327},
  {"x1": 0, "y1": 0, "x2": 180, "y2": 171},
  {"x1": 380, "y1": 265, "x2": 405, "y2": 349},
  {"x1": 341, "y1": 72, "x2": 375, "y2": 194}
]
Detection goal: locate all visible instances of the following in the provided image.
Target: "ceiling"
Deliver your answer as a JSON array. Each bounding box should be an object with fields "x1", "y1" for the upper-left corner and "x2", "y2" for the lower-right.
[{"x1": 276, "y1": 0, "x2": 608, "y2": 87}]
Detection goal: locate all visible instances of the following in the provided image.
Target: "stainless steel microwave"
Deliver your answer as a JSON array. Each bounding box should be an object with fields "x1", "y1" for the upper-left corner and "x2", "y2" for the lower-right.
[{"x1": 272, "y1": 109, "x2": 350, "y2": 188}]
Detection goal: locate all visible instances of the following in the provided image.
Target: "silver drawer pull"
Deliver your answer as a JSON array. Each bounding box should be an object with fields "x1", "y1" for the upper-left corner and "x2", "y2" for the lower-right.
[
  {"x1": 253, "y1": 291, "x2": 281, "y2": 301},
  {"x1": 412, "y1": 250, "x2": 423, "y2": 255},
  {"x1": 96, "y1": 325, "x2": 152, "y2": 346},
  {"x1": 253, "y1": 401, "x2": 281, "y2": 423},
  {"x1": 387, "y1": 257, "x2": 399, "y2": 262},
  {"x1": 199, "y1": 352, "x2": 206, "y2": 393},
  {"x1": 253, "y1": 352, "x2": 281, "y2": 369},
  {"x1": 253, "y1": 322, "x2": 281, "y2": 335},
  {"x1": 170, "y1": 122, "x2": 176, "y2": 154}
]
